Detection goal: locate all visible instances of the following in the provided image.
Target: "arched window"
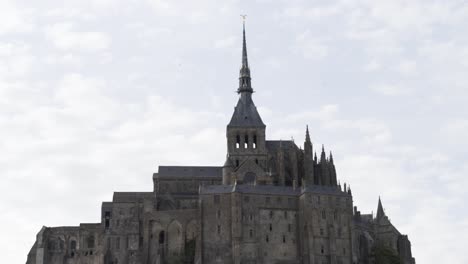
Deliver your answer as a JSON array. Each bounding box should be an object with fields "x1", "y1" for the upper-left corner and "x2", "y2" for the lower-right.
[
  {"x1": 70, "y1": 240, "x2": 77, "y2": 250},
  {"x1": 236, "y1": 135, "x2": 240, "y2": 149},
  {"x1": 244, "y1": 135, "x2": 249, "y2": 148},
  {"x1": 159, "y1": 231, "x2": 165, "y2": 244},
  {"x1": 87, "y1": 235, "x2": 95, "y2": 248},
  {"x1": 253, "y1": 135, "x2": 257, "y2": 149}
]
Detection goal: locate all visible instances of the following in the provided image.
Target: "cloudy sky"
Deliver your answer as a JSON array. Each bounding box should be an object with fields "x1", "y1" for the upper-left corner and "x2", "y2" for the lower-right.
[{"x1": 1, "y1": 0, "x2": 467, "y2": 263}]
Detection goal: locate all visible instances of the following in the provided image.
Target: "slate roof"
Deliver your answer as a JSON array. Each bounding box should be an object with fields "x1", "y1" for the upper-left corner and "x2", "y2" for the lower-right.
[
  {"x1": 112, "y1": 192, "x2": 153, "y2": 203},
  {"x1": 156, "y1": 166, "x2": 222, "y2": 179},
  {"x1": 200, "y1": 183, "x2": 348, "y2": 196},
  {"x1": 200, "y1": 184, "x2": 300, "y2": 196},
  {"x1": 265, "y1": 140, "x2": 298, "y2": 152},
  {"x1": 228, "y1": 95, "x2": 265, "y2": 127}
]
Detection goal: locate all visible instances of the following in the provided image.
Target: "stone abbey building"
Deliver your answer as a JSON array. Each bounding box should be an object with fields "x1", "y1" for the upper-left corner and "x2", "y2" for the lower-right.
[{"x1": 26, "y1": 24, "x2": 415, "y2": 264}]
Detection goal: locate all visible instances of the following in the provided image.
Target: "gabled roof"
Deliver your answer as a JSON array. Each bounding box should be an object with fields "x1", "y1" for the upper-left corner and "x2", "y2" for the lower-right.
[
  {"x1": 156, "y1": 166, "x2": 222, "y2": 179},
  {"x1": 266, "y1": 140, "x2": 298, "y2": 151}
]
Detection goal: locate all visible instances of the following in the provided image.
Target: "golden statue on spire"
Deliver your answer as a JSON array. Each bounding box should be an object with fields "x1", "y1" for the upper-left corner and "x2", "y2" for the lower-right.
[{"x1": 240, "y1": 14, "x2": 247, "y2": 24}]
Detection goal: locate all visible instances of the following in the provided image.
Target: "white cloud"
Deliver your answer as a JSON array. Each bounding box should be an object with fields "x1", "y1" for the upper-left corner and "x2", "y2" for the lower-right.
[
  {"x1": 293, "y1": 31, "x2": 329, "y2": 59},
  {"x1": 44, "y1": 23, "x2": 110, "y2": 52},
  {"x1": 214, "y1": 35, "x2": 237, "y2": 49},
  {"x1": 0, "y1": 0, "x2": 35, "y2": 35},
  {"x1": 371, "y1": 83, "x2": 411, "y2": 96}
]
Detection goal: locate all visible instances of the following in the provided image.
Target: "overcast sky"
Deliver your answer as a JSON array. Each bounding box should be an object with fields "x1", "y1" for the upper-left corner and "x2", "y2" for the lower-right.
[{"x1": 1, "y1": 0, "x2": 467, "y2": 263}]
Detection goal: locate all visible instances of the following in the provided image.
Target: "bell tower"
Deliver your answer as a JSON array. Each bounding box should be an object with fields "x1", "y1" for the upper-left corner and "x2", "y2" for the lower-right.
[{"x1": 223, "y1": 20, "x2": 268, "y2": 185}]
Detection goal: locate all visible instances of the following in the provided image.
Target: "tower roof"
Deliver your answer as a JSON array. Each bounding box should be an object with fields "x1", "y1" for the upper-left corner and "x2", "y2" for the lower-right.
[{"x1": 228, "y1": 19, "x2": 265, "y2": 128}]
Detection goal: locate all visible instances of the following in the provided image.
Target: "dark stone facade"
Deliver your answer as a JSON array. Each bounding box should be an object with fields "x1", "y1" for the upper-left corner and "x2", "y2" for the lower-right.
[{"x1": 26, "y1": 24, "x2": 415, "y2": 264}]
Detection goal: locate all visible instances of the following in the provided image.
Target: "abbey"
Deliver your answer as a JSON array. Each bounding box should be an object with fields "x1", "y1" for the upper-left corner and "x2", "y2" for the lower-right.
[{"x1": 26, "y1": 24, "x2": 415, "y2": 264}]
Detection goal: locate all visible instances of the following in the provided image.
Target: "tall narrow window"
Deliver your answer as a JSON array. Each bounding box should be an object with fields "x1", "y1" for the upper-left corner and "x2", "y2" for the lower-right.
[
  {"x1": 249, "y1": 229, "x2": 253, "y2": 238},
  {"x1": 244, "y1": 135, "x2": 249, "y2": 148},
  {"x1": 269, "y1": 211, "x2": 273, "y2": 219},
  {"x1": 334, "y1": 210, "x2": 337, "y2": 220},
  {"x1": 104, "y1": 211, "x2": 110, "y2": 229},
  {"x1": 321, "y1": 245, "x2": 324, "y2": 254},
  {"x1": 87, "y1": 236, "x2": 95, "y2": 248},
  {"x1": 159, "y1": 231, "x2": 165, "y2": 244},
  {"x1": 284, "y1": 211, "x2": 288, "y2": 219},
  {"x1": 266, "y1": 235, "x2": 269, "y2": 243},
  {"x1": 269, "y1": 223, "x2": 272, "y2": 231},
  {"x1": 282, "y1": 235, "x2": 286, "y2": 243},
  {"x1": 288, "y1": 224, "x2": 291, "y2": 232},
  {"x1": 322, "y1": 210, "x2": 326, "y2": 219},
  {"x1": 217, "y1": 225, "x2": 221, "y2": 235},
  {"x1": 253, "y1": 135, "x2": 257, "y2": 149},
  {"x1": 236, "y1": 135, "x2": 240, "y2": 149},
  {"x1": 236, "y1": 159, "x2": 239, "y2": 167},
  {"x1": 70, "y1": 240, "x2": 77, "y2": 250}
]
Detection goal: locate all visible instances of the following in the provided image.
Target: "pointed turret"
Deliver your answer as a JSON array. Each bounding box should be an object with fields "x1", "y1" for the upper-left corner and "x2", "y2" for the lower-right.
[
  {"x1": 320, "y1": 145, "x2": 330, "y2": 185},
  {"x1": 376, "y1": 197, "x2": 385, "y2": 220},
  {"x1": 303, "y1": 125, "x2": 314, "y2": 186},
  {"x1": 320, "y1": 145, "x2": 326, "y2": 162},
  {"x1": 329, "y1": 151, "x2": 337, "y2": 186}
]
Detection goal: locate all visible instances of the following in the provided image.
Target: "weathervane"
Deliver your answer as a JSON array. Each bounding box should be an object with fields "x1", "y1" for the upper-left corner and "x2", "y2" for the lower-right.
[{"x1": 240, "y1": 14, "x2": 247, "y2": 24}]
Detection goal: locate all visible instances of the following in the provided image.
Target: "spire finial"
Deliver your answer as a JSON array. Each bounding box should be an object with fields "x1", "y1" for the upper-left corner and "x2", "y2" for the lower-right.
[{"x1": 238, "y1": 15, "x2": 253, "y2": 94}]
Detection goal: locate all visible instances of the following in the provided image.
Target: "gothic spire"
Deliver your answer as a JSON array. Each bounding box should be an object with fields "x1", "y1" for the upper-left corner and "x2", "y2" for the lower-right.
[
  {"x1": 228, "y1": 18, "x2": 264, "y2": 128},
  {"x1": 238, "y1": 18, "x2": 253, "y2": 94},
  {"x1": 376, "y1": 196, "x2": 385, "y2": 220},
  {"x1": 320, "y1": 144, "x2": 326, "y2": 162},
  {"x1": 305, "y1": 125, "x2": 311, "y2": 143}
]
